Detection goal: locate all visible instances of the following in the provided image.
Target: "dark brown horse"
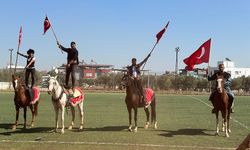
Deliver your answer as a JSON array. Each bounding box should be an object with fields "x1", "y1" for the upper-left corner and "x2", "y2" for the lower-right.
[
  {"x1": 12, "y1": 75, "x2": 39, "y2": 130},
  {"x1": 121, "y1": 74, "x2": 157, "y2": 132},
  {"x1": 212, "y1": 74, "x2": 231, "y2": 137}
]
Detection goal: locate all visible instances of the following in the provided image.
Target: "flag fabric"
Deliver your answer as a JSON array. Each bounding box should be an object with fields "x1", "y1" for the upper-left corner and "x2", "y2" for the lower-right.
[
  {"x1": 18, "y1": 26, "x2": 22, "y2": 49},
  {"x1": 156, "y1": 21, "x2": 170, "y2": 43},
  {"x1": 44, "y1": 16, "x2": 51, "y2": 34},
  {"x1": 183, "y1": 38, "x2": 211, "y2": 71}
]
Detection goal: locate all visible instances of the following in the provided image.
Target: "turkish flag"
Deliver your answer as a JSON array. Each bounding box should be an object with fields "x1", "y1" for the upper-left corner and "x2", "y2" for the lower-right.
[
  {"x1": 183, "y1": 39, "x2": 211, "y2": 70},
  {"x1": 156, "y1": 21, "x2": 170, "y2": 43},
  {"x1": 44, "y1": 16, "x2": 51, "y2": 34},
  {"x1": 18, "y1": 26, "x2": 22, "y2": 49}
]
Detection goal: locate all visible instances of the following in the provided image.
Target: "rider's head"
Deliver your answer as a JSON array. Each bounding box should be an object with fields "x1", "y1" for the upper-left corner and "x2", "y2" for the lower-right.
[
  {"x1": 131, "y1": 58, "x2": 137, "y2": 66},
  {"x1": 218, "y1": 64, "x2": 224, "y2": 73},
  {"x1": 27, "y1": 49, "x2": 35, "y2": 57},
  {"x1": 71, "y1": 41, "x2": 76, "y2": 49}
]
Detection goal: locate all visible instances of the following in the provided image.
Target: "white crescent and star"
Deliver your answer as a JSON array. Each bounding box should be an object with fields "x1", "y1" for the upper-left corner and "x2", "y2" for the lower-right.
[{"x1": 197, "y1": 47, "x2": 205, "y2": 59}]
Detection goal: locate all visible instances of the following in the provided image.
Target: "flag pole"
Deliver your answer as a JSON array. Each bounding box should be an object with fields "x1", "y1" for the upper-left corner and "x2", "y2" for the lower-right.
[
  {"x1": 207, "y1": 38, "x2": 212, "y2": 92},
  {"x1": 14, "y1": 26, "x2": 22, "y2": 75},
  {"x1": 14, "y1": 47, "x2": 19, "y2": 75},
  {"x1": 46, "y1": 15, "x2": 63, "y2": 53},
  {"x1": 141, "y1": 42, "x2": 157, "y2": 71}
]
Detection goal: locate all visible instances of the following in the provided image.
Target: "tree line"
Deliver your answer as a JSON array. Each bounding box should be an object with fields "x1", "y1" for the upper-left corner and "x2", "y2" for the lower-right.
[{"x1": 1, "y1": 69, "x2": 250, "y2": 92}]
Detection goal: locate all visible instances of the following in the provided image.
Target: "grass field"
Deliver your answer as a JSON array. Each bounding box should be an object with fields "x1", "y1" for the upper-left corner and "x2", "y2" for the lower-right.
[{"x1": 0, "y1": 92, "x2": 249, "y2": 150}]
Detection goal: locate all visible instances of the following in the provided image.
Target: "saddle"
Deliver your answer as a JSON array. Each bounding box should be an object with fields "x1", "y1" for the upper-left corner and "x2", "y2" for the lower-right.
[{"x1": 26, "y1": 87, "x2": 40, "y2": 105}]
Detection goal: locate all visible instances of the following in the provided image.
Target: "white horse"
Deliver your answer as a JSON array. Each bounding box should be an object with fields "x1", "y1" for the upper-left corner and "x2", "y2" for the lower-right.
[{"x1": 47, "y1": 76, "x2": 84, "y2": 133}]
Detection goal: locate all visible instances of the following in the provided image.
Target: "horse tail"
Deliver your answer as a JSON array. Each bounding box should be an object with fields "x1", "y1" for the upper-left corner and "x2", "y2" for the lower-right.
[{"x1": 150, "y1": 93, "x2": 156, "y2": 123}]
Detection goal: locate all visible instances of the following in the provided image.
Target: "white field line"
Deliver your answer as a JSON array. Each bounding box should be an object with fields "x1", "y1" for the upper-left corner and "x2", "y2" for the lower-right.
[
  {"x1": 187, "y1": 95, "x2": 250, "y2": 131},
  {"x1": 0, "y1": 140, "x2": 235, "y2": 150}
]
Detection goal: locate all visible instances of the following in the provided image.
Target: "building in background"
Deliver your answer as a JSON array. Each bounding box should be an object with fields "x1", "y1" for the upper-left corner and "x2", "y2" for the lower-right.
[{"x1": 57, "y1": 60, "x2": 114, "y2": 80}]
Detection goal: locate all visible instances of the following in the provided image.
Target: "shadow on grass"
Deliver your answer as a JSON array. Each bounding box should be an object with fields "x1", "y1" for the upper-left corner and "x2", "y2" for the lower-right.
[
  {"x1": 0, "y1": 123, "x2": 54, "y2": 136},
  {"x1": 158, "y1": 128, "x2": 214, "y2": 137},
  {"x1": 71, "y1": 126, "x2": 128, "y2": 132}
]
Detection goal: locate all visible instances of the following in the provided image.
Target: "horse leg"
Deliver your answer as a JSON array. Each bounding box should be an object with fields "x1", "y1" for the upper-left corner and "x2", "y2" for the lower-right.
[
  {"x1": 151, "y1": 97, "x2": 157, "y2": 129},
  {"x1": 61, "y1": 106, "x2": 65, "y2": 134},
  {"x1": 68, "y1": 105, "x2": 75, "y2": 130},
  {"x1": 12, "y1": 106, "x2": 19, "y2": 130},
  {"x1": 78, "y1": 102, "x2": 84, "y2": 130},
  {"x1": 53, "y1": 103, "x2": 59, "y2": 132},
  {"x1": 23, "y1": 107, "x2": 27, "y2": 129},
  {"x1": 134, "y1": 108, "x2": 138, "y2": 132},
  {"x1": 224, "y1": 110, "x2": 229, "y2": 137},
  {"x1": 144, "y1": 107, "x2": 150, "y2": 129},
  {"x1": 127, "y1": 106, "x2": 132, "y2": 132},
  {"x1": 228, "y1": 110, "x2": 231, "y2": 133},
  {"x1": 215, "y1": 112, "x2": 219, "y2": 136},
  {"x1": 30, "y1": 105, "x2": 35, "y2": 127}
]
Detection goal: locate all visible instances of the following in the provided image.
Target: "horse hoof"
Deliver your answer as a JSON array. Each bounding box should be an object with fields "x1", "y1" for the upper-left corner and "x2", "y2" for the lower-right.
[
  {"x1": 154, "y1": 122, "x2": 158, "y2": 129},
  {"x1": 215, "y1": 132, "x2": 219, "y2": 136},
  {"x1": 61, "y1": 130, "x2": 64, "y2": 134},
  {"x1": 225, "y1": 134, "x2": 229, "y2": 138},
  {"x1": 79, "y1": 126, "x2": 83, "y2": 130},
  {"x1": 128, "y1": 128, "x2": 133, "y2": 132},
  {"x1": 12, "y1": 125, "x2": 17, "y2": 130},
  {"x1": 144, "y1": 125, "x2": 149, "y2": 129},
  {"x1": 68, "y1": 126, "x2": 73, "y2": 130},
  {"x1": 228, "y1": 129, "x2": 231, "y2": 133},
  {"x1": 134, "y1": 127, "x2": 138, "y2": 133}
]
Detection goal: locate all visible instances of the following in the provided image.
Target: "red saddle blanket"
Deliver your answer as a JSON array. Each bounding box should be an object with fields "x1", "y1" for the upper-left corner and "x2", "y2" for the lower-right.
[
  {"x1": 31, "y1": 87, "x2": 40, "y2": 104},
  {"x1": 144, "y1": 88, "x2": 154, "y2": 104},
  {"x1": 69, "y1": 87, "x2": 84, "y2": 105}
]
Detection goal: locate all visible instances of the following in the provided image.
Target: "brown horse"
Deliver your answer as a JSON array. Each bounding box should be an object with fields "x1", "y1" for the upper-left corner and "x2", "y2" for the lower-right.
[
  {"x1": 12, "y1": 75, "x2": 39, "y2": 130},
  {"x1": 121, "y1": 74, "x2": 157, "y2": 132},
  {"x1": 212, "y1": 74, "x2": 231, "y2": 137}
]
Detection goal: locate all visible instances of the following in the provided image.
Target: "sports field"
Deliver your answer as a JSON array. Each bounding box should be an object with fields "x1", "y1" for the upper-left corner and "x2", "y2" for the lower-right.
[{"x1": 0, "y1": 92, "x2": 249, "y2": 150}]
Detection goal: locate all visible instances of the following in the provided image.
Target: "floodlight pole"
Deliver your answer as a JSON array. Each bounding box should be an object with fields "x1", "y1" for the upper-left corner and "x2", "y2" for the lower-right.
[{"x1": 175, "y1": 47, "x2": 180, "y2": 76}]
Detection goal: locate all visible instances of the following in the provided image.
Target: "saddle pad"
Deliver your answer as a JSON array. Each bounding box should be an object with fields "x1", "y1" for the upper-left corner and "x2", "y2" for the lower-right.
[
  {"x1": 144, "y1": 88, "x2": 154, "y2": 104},
  {"x1": 31, "y1": 87, "x2": 40, "y2": 104},
  {"x1": 70, "y1": 87, "x2": 84, "y2": 105}
]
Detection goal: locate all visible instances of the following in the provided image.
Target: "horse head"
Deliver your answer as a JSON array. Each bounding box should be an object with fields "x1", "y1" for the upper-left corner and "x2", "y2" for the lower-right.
[
  {"x1": 120, "y1": 73, "x2": 135, "y2": 90},
  {"x1": 216, "y1": 74, "x2": 224, "y2": 93},
  {"x1": 47, "y1": 75, "x2": 59, "y2": 95},
  {"x1": 12, "y1": 74, "x2": 24, "y2": 92}
]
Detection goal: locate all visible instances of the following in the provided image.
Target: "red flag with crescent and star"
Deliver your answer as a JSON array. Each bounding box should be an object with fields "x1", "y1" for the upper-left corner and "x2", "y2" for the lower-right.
[
  {"x1": 44, "y1": 16, "x2": 51, "y2": 34},
  {"x1": 183, "y1": 38, "x2": 211, "y2": 70},
  {"x1": 156, "y1": 21, "x2": 170, "y2": 43},
  {"x1": 18, "y1": 26, "x2": 22, "y2": 49}
]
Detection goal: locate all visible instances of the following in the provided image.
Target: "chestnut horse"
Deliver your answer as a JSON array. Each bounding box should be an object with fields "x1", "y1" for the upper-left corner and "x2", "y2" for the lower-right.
[
  {"x1": 11, "y1": 75, "x2": 39, "y2": 130},
  {"x1": 212, "y1": 74, "x2": 231, "y2": 137},
  {"x1": 47, "y1": 76, "x2": 84, "y2": 133},
  {"x1": 121, "y1": 74, "x2": 157, "y2": 132}
]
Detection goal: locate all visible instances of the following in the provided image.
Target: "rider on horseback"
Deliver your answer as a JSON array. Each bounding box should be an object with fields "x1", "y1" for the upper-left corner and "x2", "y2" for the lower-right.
[
  {"x1": 208, "y1": 63, "x2": 235, "y2": 113},
  {"x1": 57, "y1": 41, "x2": 79, "y2": 97},
  {"x1": 17, "y1": 49, "x2": 36, "y2": 104},
  {"x1": 127, "y1": 53, "x2": 151, "y2": 105}
]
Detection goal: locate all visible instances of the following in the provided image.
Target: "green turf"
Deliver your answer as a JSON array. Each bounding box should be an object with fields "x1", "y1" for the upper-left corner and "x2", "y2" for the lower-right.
[{"x1": 0, "y1": 92, "x2": 249, "y2": 150}]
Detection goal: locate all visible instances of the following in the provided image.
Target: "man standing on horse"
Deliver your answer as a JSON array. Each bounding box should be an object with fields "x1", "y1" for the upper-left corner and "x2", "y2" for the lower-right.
[
  {"x1": 208, "y1": 63, "x2": 235, "y2": 113},
  {"x1": 57, "y1": 41, "x2": 79, "y2": 95},
  {"x1": 17, "y1": 49, "x2": 36, "y2": 103},
  {"x1": 127, "y1": 53, "x2": 151, "y2": 105}
]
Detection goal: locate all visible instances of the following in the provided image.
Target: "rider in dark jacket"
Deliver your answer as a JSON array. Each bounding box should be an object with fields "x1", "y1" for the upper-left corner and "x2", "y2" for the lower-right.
[
  {"x1": 127, "y1": 53, "x2": 150, "y2": 105},
  {"x1": 208, "y1": 64, "x2": 235, "y2": 113}
]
